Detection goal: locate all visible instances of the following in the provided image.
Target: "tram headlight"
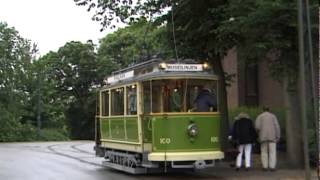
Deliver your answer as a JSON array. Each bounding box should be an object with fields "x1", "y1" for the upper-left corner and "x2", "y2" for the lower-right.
[
  {"x1": 187, "y1": 123, "x2": 198, "y2": 137},
  {"x1": 203, "y1": 62, "x2": 209, "y2": 69},
  {"x1": 159, "y1": 62, "x2": 167, "y2": 70}
]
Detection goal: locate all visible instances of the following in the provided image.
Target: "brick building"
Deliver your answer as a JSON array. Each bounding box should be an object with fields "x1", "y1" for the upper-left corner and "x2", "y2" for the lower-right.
[{"x1": 223, "y1": 48, "x2": 285, "y2": 108}]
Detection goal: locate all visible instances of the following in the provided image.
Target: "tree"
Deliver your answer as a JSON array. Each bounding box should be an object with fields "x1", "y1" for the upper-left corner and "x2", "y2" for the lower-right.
[
  {"x1": 98, "y1": 19, "x2": 172, "y2": 70},
  {"x1": 219, "y1": 0, "x2": 318, "y2": 167},
  {"x1": 0, "y1": 22, "x2": 36, "y2": 141},
  {"x1": 42, "y1": 41, "x2": 99, "y2": 139},
  {"x1": 28, "y1": 53, "x2": 67, "y2": 131}
]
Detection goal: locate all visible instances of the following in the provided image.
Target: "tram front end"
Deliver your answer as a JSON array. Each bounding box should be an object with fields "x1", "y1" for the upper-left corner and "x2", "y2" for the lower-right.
[{"x1": 144, "y1": 113, "x2": 224, "y2": 169}]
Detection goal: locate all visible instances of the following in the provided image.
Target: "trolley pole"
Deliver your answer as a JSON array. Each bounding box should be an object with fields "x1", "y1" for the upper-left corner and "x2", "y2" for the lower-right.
[{"x1": 317, "y1": 7, "x2": 320, "y2": 177}]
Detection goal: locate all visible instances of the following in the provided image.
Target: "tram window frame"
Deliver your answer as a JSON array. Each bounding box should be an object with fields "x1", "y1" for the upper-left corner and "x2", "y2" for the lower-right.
[
  {"x1": 101, "y1": 90, "x2": 109, "y2": 116},
  {"x1": 111, "y1": 87, "x2": 125, "y2": 116},
  {"x1": 126, "y1": 84, "x2": 137, "y2": 115},
  {"x1": 142, "y1": 79, "x2": 218, "y2": 113}
]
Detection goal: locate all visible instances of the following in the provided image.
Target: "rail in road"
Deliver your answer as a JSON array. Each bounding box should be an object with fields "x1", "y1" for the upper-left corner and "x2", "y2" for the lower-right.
[
  {"x1": 46, "y1": 142, "x2": 102, "y2": 167},
  {"x1": 0, "y1": 141, "x2": 316, "y2": 180}
]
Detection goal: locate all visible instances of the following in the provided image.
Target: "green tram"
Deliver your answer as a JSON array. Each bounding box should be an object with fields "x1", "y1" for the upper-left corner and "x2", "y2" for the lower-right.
[{"x1": 95, "y1": 59, "x2": 224, "y2": 173}]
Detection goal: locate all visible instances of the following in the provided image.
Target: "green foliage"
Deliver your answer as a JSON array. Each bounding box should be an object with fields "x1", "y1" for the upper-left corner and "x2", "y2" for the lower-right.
[
  {"x1": 75, "y1": 0, "x2": 232, "y2": 58},
  {"x1": 172, "y1": 0, "x2": 231, "y2": 59},
  {"x1": 229, "y1": 106, "x2": 288, "y2": 152},
  {"x1": 0, "y1": 22, "x2": 101, "y2": 141},
  {"x1": 74, "y1": 0, "x2": 170, "y2": 31},
  {"x1": 0, "y1": 105, "x2": 37, "y2": 142},
  {"x1": 36, "y1": 41, "x2": 99, "y2": 140},
  {"x1": 98, "y1": 19, "x2": 172, "y2": 69},
  {"x1": 38, "y1": 128, "x2": 69, "y2": 141},
  {"x1": 221, "y1": 0, "x2": 318, "y2": 84},
  {"x1": 0, "y1": 22, "x2": 38, "y2": 142},
  {"x1": 0, "y1": 22, "x2": 32, "y2": 115},
  {"x1": 229, "y1": 106, "x2": 286, "y2": 131}
]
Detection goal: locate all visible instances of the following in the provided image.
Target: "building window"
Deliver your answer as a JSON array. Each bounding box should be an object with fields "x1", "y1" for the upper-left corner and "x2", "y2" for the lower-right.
[{"x1": 245, "y1": 64, "x2": 258, "y2": 106}]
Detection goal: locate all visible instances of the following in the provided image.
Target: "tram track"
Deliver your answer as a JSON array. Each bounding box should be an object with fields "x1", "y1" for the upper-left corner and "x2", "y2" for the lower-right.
[
  {"x1": 44, "y1": 143, "x2": 224, "y2": 179},
  {"x1": 46, "y1": 142, "x2": 103, "y2": 167},
  {"x1": 71, "y1": 143, "x2": 95, "y2": 155}
]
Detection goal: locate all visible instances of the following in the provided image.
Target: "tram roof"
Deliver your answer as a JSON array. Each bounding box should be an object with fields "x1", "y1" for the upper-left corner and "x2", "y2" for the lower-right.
[{"x1": 102, "y1": 58, "x2": 217, "y2": 89}]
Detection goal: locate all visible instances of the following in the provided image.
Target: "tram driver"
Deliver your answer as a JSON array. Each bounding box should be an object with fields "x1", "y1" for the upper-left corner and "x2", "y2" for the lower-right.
[{"x1": 193, "y1": 84, "x2": 217, "y2": 112}]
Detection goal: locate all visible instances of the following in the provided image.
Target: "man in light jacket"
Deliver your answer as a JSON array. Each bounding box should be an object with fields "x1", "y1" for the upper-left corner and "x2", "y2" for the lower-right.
[{"x1": 255, "y1": 106, "x2": 280, "y2": 171}]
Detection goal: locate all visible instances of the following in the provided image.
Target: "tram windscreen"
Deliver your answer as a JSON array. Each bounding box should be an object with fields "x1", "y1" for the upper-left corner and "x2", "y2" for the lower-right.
[{"x1": 143, "y1": 79, "x2": 217, "y2": 113}]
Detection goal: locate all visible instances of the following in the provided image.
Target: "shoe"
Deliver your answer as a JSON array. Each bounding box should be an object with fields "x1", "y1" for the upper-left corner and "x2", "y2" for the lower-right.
[
  {"x1": 262, "y1": 168, "x2": 268, "y2": 171},
  {"x1": 245, "y1": 167, "x2": 250, "y2": 171},
  {"x1": 236, "y1": 167, "x2": 240, "y2": 171},
  {"x1": 270, "y1": 168, "x2": 276, "y2": 172}
]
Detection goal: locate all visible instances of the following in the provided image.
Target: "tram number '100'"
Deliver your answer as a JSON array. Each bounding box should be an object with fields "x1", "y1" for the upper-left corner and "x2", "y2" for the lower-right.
[
  {"x1": 160, "y1": 138, "x2": 171, "y2": 144},
  {"x1": 211, "y1": 136, "x2": 219, "y2": 143}
]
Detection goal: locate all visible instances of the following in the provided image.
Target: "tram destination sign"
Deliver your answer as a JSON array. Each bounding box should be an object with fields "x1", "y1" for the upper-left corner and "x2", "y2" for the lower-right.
[
  {"x1": 164, "y1": 64, "x2": 203, "y2": 71},
  {"x1": 107, "y1": 70, "x2": 134, "y2": 84}
]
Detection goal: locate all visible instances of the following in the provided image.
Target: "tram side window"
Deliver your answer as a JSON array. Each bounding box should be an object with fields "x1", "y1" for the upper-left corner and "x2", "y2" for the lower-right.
[
  {"x1": 148, "y1": 79, "x2": 184, "y2": 113},
  {"x1": 142, "y1": 80, "x2": 161, "y2": 113},
  {"x1": 162, "y1": 80, "x2": 184, "y2": 112},
  {"x1": 143, "y1": 82, "x2": 151, "y2": 113},
  {"x1": 101, "y1": 91, "x2": 109, "y2": 116},
  {"x1": 151, "y1": 80, "x2": 162, "y2": 113},
  {"x1": 126, "y1": 85, "x2": 137, "y2": 115},
  {"x1": 111, "y1": 88, "x2": 124, "y2": 115}
]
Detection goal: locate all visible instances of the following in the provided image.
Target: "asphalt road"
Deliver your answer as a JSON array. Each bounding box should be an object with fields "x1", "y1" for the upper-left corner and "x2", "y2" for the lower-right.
[
  {"x1": 0, "y1": 141, "x2": 316, "y2": 180},
  {"x1": 0, "y1": 141, "x2": 223, "y2": 180}
]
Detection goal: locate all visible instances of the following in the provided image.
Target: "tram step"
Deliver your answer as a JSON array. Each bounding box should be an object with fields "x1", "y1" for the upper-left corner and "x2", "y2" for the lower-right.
[{"x1": 102, "y1": 161, "x2": 147, "y2": 174}]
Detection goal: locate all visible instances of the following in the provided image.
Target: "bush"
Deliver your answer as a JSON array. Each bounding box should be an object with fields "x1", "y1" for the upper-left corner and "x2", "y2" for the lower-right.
[
  {"x1": 0, "y1": 106, "x2": 70, "y2": 142},
  {"x1": 0, "y1": 108, "x2": 37, "y2": 142},
  {"x1": 37, "y1": 128, "x2": 70, "y2": 141},
  {"x1": 229, "y1": 106, "x2": 286, "y2": 128},
  {"x1": 0, "y1": 121, "x2": 38, "y2": 142}
]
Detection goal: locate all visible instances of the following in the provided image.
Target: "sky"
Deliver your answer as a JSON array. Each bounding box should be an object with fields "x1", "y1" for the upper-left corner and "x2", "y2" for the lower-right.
[{"x1": 0, "y1": 0, "x2": 115, "y2": 55}]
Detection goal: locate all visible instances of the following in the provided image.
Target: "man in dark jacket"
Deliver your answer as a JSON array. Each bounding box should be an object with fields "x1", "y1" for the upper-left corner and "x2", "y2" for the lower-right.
[
  {"x1": 231, "y1": 112, "x2": 257, "y2": 171},
  {"x1": 194, "y1": 85, "x2": 217, "y2": 112}
]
